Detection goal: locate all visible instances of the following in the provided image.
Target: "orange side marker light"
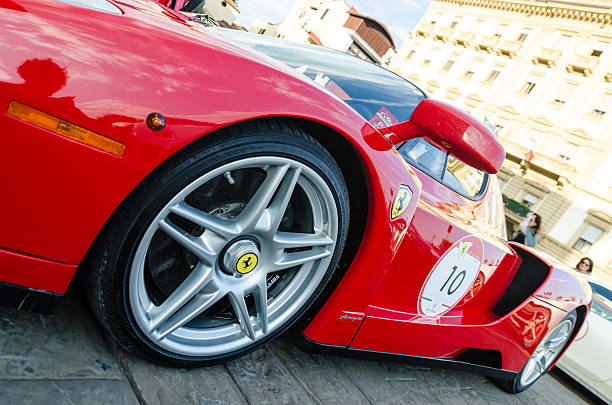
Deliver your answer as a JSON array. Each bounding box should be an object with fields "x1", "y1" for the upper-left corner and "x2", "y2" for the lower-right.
[{"x1": 7, "y1": 101, "x2": 125, "y2": 157}]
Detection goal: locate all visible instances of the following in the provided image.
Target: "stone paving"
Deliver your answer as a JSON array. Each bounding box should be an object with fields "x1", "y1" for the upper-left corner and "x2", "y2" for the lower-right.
[{"x1": 0, "y1": 287, "x2": 599, "y2": 405}]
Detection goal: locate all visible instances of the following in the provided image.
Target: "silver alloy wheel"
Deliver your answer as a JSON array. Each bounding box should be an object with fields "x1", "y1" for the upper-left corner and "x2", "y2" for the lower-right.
[
  {"x1": 128, "y1": 156, "x2": 338, "y2": 357},
  {"x1": 519, "y1": 316, "x2": 575, "y2": 387}
]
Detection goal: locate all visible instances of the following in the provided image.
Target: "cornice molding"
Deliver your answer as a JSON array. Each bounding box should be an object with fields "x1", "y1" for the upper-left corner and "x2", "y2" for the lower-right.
[{"x1": 434, "y1": 0, "x2": 612, "y2": 25}]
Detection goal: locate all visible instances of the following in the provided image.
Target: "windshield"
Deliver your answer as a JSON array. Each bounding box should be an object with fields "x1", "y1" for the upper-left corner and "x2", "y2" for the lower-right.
[{"x1": 210, "y1": 28, "x2": 426, "y2": 127}]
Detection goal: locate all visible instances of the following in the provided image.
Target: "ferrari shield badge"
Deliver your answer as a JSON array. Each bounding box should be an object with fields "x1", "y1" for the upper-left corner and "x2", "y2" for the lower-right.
[
  {"x1": 391, "y1": 185, "x2": 412, "y2": 219},
  {"x1": 417, "y1": 235, "x2": 484, "y2": 318}
]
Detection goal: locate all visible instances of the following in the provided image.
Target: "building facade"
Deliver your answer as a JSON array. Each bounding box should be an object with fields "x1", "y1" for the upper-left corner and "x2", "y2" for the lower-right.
[
  {"x1": 259, "y1": 0, "x2": 396, "y2": 65},
  {"x1": 389, "y1": 0, "x2": 612, "y2": 278}
]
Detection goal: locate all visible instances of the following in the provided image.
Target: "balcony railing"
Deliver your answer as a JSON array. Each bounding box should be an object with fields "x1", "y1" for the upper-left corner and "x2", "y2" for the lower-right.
[
  {"x1": 415, "y1": 24, "x2": 434, "y2": 38},
  {"x1": 453, "y1": 31, "x2": 475, "y2": 47},
  {"x1": 566, "y1": 55, "x2": 599, "y2": 76},
  {"x1": 503, "y1": 195, "x2": 530, "y2": 218},
  {"x1": 532, "y1": 47, "x2": 561, "y2": 67},
  {"x1": 476, "y1": 35, "x2": 499, "y2": 53},
  {"x1": 497, "y1": 40, "x2": 522, "y2": 58},
  {"x1": 434, "y1": 26, "x2": 453, "y2": 42}
]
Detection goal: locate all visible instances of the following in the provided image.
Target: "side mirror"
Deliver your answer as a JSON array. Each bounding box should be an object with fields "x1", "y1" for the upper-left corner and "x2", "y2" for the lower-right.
[{"x1": 379, "y1": 99, "x2": 505, "y2": 174}]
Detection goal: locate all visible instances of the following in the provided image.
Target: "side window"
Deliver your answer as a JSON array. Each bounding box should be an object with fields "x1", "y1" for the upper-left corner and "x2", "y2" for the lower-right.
[
  {"x1": 397, "y1": 139, "x2": 487, "y2": 199},
  {"x1": 443, "y1": 156, "x2": 486, "y2": 197},
  {"x1": 397, "y1": 138, "x2": 446, "y2": 178}
]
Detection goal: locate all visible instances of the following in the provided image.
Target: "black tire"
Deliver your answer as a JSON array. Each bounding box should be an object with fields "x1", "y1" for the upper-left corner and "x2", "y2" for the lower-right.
[
  {"x1": 83, "y1": 119, "x2": 349, "y2": 366},
  {"x1": 495, "y1": 310, "x2": 577, "y2": 393}
]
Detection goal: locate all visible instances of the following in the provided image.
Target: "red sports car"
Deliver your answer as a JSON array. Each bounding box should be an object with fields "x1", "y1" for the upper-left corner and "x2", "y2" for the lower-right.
[{"x1": 0, "y1": 0, "x2": 591, "y2": 393}]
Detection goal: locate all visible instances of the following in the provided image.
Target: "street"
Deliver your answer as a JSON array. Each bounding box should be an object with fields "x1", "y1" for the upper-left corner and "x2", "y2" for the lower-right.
[{"x1": 0, "y1": 286, "x2": 599, "y2": 405}]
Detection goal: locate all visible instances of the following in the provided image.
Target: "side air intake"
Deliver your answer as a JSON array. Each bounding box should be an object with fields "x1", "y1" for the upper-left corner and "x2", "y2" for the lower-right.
[{"x1": 493, "y1": 245, "x2": 550, "y2": 317}]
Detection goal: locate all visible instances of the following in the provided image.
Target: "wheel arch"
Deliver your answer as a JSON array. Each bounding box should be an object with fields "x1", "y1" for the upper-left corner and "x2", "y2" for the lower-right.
[{"x1": 80, "y1": 115, "x2": 369, "y2": 287}]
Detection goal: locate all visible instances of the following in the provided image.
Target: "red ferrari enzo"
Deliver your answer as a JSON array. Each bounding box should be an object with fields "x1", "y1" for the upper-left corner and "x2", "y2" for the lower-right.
[{"x1": 0, "y1": 0, "x2": 591, "y2": 393}]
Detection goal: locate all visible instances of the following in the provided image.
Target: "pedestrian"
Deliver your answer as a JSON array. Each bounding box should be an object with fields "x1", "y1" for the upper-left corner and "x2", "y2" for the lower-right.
[
  {"x1": 511, "y1": 212, "x2": 541, "y2": 248},
  {"x1": 575, "y1": 257, "x2": 594, "y2": 275}
]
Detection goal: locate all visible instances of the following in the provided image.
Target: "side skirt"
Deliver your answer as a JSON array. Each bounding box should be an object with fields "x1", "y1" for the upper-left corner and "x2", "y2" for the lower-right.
[
  {"x1": 298, "y1": 334, "x2": 518, "y2": 380},
  {"x1": 0, "y1": 282, "x2": 62, "y2": 314}
]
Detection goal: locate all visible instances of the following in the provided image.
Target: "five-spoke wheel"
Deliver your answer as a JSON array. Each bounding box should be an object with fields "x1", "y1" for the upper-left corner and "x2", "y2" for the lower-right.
[
  {"x1": 85, "y1": 122, "x2": 349, "y2": 365},
  {"x1": 496, "y1": 310, "x2": 577, "y2": 393}
]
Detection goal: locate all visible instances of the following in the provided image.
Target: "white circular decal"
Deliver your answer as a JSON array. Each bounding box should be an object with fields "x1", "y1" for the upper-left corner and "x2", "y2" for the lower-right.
[{"x1": 418, "y1": 235, "x2": 484, "y2": 318}]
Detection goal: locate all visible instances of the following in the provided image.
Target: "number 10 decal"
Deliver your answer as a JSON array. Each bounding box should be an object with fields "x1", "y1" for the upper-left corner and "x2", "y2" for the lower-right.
[{"x1": 418, "y1": 235, "x2": 484, "y2": 318}]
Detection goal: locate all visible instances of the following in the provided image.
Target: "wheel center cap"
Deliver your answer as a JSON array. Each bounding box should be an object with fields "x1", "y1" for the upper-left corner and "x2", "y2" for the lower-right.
[{"x1": 222, "y1": 239, "x2": 259, "y2": 276}]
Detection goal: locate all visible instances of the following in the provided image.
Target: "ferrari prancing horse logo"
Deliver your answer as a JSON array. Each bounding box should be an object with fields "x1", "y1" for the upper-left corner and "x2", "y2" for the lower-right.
[
  {"x1": 391, "y1": 185, "x2": 412, "y2": 219},
  {"x1": 236, "y1": 253, "x2": 258, "y2": 274}
]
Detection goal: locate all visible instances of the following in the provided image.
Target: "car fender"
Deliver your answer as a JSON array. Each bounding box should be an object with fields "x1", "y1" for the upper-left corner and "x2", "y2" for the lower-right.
[{"x1": 0, "y1": 1, "x2": 421, "y2": 298}]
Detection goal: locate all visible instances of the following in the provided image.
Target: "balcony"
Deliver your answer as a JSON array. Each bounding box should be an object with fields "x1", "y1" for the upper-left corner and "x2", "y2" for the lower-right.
[
  {"x1": 503, "y1": 196, "x2": 531, "y2": 218},
  {"x1": 497, "y1": 40, "x2": 522, "y2": 58},
  {"x1": 415, "y1": 24, "x2": 434, "y2": 38},
  {"x1": 532, "y1": 47, "x2": 561, "y2": 68},
  {"x1": 453, "y1": 31, "x2": 475, "y2": 47},
  {"x1": 566, "y1": 55, "x2": 599, "y2": 76},
  {"x1": 476, "y1": 36, "x2": 499, "y2": 53},
  {"x1": 434, "y1": 26, "x2": 453, "y2": 42}
]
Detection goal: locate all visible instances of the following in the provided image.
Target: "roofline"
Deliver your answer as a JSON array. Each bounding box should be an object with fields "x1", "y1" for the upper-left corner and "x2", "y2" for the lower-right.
[{"x1": 347, "y1": 11, "x2": 395, "y2": 48}]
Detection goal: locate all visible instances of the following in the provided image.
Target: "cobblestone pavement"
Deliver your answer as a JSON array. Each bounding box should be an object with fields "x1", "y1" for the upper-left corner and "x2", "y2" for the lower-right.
[{"x1": 0, "y1": 287, "x2": 599, "y2": 405}]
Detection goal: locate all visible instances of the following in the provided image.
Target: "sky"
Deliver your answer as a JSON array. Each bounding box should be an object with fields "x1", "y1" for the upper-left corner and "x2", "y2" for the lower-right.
[{"x1": 234, "y1": 0, "x2": 433, "y2": 48}]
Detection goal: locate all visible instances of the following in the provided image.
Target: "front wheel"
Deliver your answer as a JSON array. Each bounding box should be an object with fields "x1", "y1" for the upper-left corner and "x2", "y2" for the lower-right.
[
  {"x1": 84, "y1": 121, "x2": 349, "y2": 366},
  {"x1": 496, "y1": 310, "x2": 577, "y2": 393}
]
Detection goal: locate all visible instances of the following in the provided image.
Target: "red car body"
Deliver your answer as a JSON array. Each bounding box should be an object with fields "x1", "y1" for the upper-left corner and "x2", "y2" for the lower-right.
[{"x1": 0, "y1": 0, "x2": 590, "y2": 384}]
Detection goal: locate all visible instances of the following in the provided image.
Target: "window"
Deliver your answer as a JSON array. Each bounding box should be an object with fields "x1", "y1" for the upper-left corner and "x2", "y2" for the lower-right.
[
  {"x1": 521, "y1": 82, "x2": 536, "y2": 94},
  {"x1": 484, "y1": 65, "x2": 503, "y2": 84},
  {"x1": 221, "y1": 28, "x2": 427, "y2": 128},
  {"x1": 397, "y1": 139, "x2": 487, "y2": 198},
  {"x1": 520, "y1": 73, "x2": 541, "y2": 95},
  {"x1": 450, "y1": 21, "x2": 459, "y2": 29},
  {"x1": 463, "y1": 70, "x2": 474, "y2": 80},
  {"x1": 442, "y1": 53, "x2": 459, "y2": 72},
  {"x1": 592, "y1": 92, "x2": 612, "y2": 116},
  {"x1": 320, "y1": 9, "x2": 328, "y2": 19},
  {"x1": 431, "y1": 13, "x2": 442, "y2": 25},
  {"x1": 558, "y1": 142, "x2": 579, "y2": 161},
  {"x1": 553, "y1": 82, "x2": 578, "y2": 104},
  {"x1": 517, "y1": 28, "x2": 531, "y2": 42},
  {"x1": 591, "y1": 40, "x2": 609, "y2": 57},
  {"x1": 573, "y1": 224, "x2": 604, "y2": 253},
  {"x1": 442, "y1": 59, "x2": 455, "y2": 72},
  {"x1": 521, "y1": 192, "x2": 539, "y2": 208},
  {"x1": 553, "y1": 34, "x2": 573, "y2": 50},
  {"x1": 405, "y1": 50, "x2": 416, "y2": 61}
]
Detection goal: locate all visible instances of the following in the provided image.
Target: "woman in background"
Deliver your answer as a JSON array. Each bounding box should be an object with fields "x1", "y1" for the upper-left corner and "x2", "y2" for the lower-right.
[
  {"x1": 575, "y1": 257, "x2": 594, "y2": 275},
  {"x1": 513, "y1": 212, "x2": 542, "y2": 248}
]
